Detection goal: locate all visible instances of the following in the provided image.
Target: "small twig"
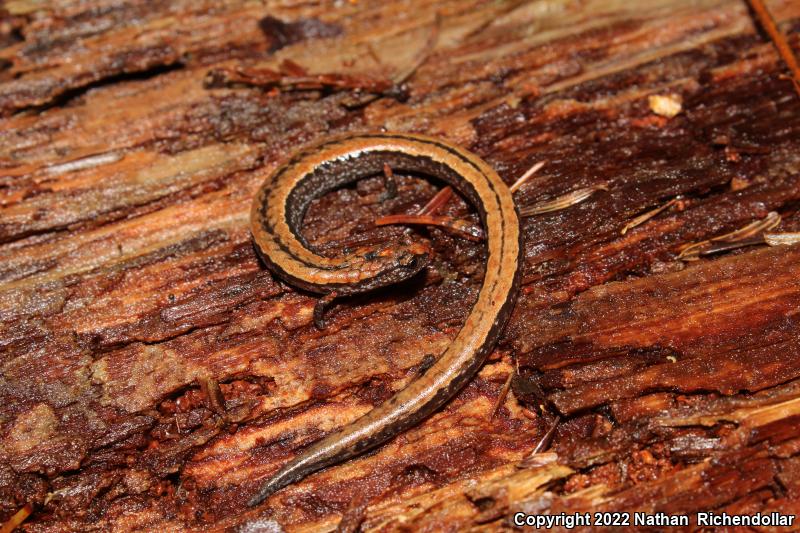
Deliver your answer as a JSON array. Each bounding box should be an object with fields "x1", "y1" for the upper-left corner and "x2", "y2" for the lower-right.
[
  {"x1": 621, "y1": 196, "x2": 681, "y2": 235},
  {"x1": 375, "y1": 214, "x2": 483, "y2": 241},
  {"x1": 518, "y1": 416, "x2": 561, "y2": 468},
  {"x1": 532, "y1": 415, "x2": 561, "y2": 454},
  {"x1": 678, "y1": 211, "x2": 781, "y2": 260},
  {"x1": 698, "y1": 231, "x2": 800, "y2": 256},
  {"x1": 375, "y1": 155, "x2": 546, "y2": 239},
  {"x1": 677, "y1": 242, "x2": 706, "y2": 260},
  {"x1": 519, "y1": 184, "x2": 608, "y2": 217},
  {"x1": 510, "y1": 160, "x2": 547, "y2": 193},
  {"x1": 1, "y1": 503, "x2": 33, "y2": 533},
  {"x1": 412, "y1": 155, "x2": 545, "y2": 220},
  {"x1": 714, "y1": 211, "x2": 781, "y2": 242},
  {"x1": 698, "y1": 235, "x2": 766, "y2": 256},
  {"x1": 419, "y1": 186, "x2": 455, "y2": 216},
  {"x1": 746, "y1": 0, "x2": 800, "y2": 98},
  {"x1": 490, "y1": 372, "x2": 515, "y2": 419}
]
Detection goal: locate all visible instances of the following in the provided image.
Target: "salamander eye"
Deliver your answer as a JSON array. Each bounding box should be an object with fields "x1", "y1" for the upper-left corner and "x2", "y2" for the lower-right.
[
  {"x1": 403, "y1": 252, "x2": 428, "y2": 271},
  {"x1": 394, "y1": 251, "x2": 414, "y2": 267}
]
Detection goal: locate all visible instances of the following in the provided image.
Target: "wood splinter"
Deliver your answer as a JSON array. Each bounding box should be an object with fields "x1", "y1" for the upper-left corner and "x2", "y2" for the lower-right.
[
  {"x1": 490, "y1": 372, "x2": 515, "y2": 419},
  {"x1": 746, "y1": 0, "x2": 800, "y2": 98},
  {"x1": 518, "y1": 415, "x2": 562, "y2": 468},
  {"x1": 0, "y1": 503, "x2": 33, "y2": 533},
  {"x1": 621, "y1": 196, "x2": 683, "y2": 235}
]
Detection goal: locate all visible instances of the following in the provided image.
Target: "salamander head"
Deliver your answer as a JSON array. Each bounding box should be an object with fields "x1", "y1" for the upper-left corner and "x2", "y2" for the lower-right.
[{"x1": 349, "y1": 240, "x2": 433, "y2": 291}]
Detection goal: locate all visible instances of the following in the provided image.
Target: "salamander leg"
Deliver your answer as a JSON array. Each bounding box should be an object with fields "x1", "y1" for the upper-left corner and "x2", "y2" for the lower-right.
[{"x1": 379, "y1": 163, "x2": 397, "y2": 201}]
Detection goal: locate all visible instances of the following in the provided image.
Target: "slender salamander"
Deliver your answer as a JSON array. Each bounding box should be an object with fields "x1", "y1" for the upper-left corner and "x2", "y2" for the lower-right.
[{"x1": 248, "y1": 132, "x2": 521, "y2": 506}]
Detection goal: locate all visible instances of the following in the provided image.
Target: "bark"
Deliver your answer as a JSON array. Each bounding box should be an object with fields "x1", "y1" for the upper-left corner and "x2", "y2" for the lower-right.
[{"x1": 1, "y1": 0, "x2": 799, "y2": 531}]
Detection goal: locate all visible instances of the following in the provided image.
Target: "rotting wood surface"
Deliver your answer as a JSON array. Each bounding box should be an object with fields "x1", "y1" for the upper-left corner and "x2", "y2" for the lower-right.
[{"x1": 1, "y1": 0, "x2": 799, "y2": 531}]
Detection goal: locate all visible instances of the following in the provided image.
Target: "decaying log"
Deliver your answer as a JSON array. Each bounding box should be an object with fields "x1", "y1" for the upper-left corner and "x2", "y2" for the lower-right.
[{"x1": 1, "y1": 0, "x2": 799, "y2": 531}]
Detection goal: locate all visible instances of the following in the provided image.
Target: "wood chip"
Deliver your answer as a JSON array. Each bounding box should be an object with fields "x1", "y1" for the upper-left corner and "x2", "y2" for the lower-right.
[{"x1": 648, "y1": 94, "x2": 683, "y2": 118}]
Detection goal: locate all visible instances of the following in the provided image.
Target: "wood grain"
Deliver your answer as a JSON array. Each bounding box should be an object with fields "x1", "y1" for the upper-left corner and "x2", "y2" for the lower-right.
[{"x1": 1, "y1": 0, "x2": 799, "y2": 531}]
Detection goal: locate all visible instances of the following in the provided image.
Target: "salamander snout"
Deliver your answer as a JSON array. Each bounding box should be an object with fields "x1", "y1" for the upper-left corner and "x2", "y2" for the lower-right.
[
  {"x1": 388, "y1": 241, "x2": 433, "y2": 274},
  {"x1": 354, "y1": 241, "x2": 432, "y2": 285}
]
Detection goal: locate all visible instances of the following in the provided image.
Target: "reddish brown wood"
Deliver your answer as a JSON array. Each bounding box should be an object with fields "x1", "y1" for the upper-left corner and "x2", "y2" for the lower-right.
[{"x1": 1, "y1": 0, "x2": 799, "y2": 531}]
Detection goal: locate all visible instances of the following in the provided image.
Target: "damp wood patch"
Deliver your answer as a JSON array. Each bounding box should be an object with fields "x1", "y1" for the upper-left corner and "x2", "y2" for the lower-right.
[{"x1": 1, "y1": 0, "x2": 800, "y2": 531}]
